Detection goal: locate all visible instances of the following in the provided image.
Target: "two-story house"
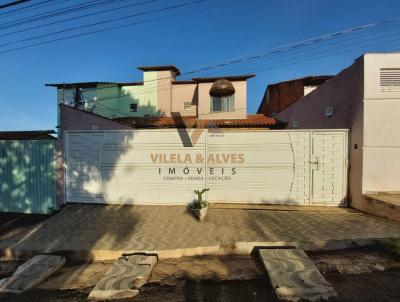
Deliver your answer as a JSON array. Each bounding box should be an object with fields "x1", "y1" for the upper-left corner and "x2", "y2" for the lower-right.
[
  {"x1": 47, "y1": 65, "x2": 283, "y2": 206},
  {"x1": 46, "y1": 65, "x2": 282, "y2": 130}
]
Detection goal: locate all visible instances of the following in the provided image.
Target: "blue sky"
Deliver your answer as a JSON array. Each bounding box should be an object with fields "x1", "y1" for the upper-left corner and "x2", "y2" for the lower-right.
[{"x1": 0, "y1": 0, "x2": 400, "y2": 130}]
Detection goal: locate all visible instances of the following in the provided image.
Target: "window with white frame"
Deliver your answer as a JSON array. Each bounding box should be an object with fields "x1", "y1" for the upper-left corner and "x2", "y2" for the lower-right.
[
  {"x1": 183, "y1": 102, "x2": 191, "y2": 111},
  {"x1": 210, "y1": 95, "x2": 235, "y2": 112}
]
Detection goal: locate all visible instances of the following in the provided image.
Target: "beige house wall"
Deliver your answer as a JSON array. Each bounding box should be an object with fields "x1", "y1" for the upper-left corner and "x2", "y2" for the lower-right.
[
  {"x1": 197, "y1": 81, "x2": 247, "y2": 119},
  {"x1": 363, "y1": 53, "x2": 400, "y2": 193},
  {"x1": 171, "y1": 83, "x2": 197, "y2": 116},
  {"x1": 155, "y1": 70, "x2": 173, "y2": 117}
]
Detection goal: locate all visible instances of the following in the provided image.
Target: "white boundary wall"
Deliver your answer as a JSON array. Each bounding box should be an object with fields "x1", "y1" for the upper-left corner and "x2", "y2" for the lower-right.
[{"x1": 65, "y1": 129, "x2": 348, "y2": 206}]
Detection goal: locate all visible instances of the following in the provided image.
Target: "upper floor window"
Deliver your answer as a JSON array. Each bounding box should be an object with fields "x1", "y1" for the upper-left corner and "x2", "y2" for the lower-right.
[
  {"x1": 211, "y1": 95, "x2": 235, "y2": 112},
  {"x1": 209, "y1": 78, "x2": 235, "y2": 112}
]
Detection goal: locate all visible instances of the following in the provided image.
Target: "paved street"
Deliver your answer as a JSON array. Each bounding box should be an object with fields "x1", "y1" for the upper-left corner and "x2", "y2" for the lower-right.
[{"x1": 1, "y1": 204, "x2": 400, "y2": 259}]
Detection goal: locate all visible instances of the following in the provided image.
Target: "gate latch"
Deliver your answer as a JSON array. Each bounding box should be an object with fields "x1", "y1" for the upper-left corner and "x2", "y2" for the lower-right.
[{"x1": 309, "y1": 157, "x2": 319, "y2": 168}]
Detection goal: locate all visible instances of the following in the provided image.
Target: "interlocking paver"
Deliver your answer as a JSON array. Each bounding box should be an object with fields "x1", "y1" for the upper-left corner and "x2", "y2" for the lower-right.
[{"x1": 1, "y1": 204, "x2": 400, "y2": 256}]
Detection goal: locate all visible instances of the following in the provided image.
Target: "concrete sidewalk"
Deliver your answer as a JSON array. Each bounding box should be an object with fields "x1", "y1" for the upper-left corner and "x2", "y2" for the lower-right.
[{"x1": 1, "y1": 204, "x2": 400, "y2": 260}]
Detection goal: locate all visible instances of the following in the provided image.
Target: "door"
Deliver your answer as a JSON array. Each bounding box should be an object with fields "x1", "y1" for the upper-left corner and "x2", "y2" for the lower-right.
[{"x1": 310, "y1": 131, "x2": 348, "y2": 205}]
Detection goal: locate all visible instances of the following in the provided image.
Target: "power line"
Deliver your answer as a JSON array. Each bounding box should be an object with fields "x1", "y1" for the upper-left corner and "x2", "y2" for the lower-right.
[
  {"x1": 0, "y1": 0, "x2": 30, "y2": 10},
  {"x1": 2, "y1": 0, "x2": 183, "y2": 48},
  {"x1": 208, "y1": 25, "x2": 400, "y2": 77},
  {"x1": 81, "y1": 30, "x2": 400, "y2": 107},
  {"x1": 0, "y1": 0, "x2": 58, "y2": 17},
  {"x1": 0, "y1": 0, "x2": 130, "y2": 30},
  {"x1": 0, "y1": 0, "x2": 203, "y2": 45},
  {"x1": 63, "y1": 16, "x2": 400, "y2": 96},
  {"x1": 182, "y1": 18, "x2": 400, "y2": 77},
  {"x1": 0, "y1": 0, "x2": 159, "y2": 39},
  {"x1": 0, "y1": 0, "x2": 212, "y2": 54},
  {"x1": 73, "y1": 24, "x2": 400, "y2": 107}
]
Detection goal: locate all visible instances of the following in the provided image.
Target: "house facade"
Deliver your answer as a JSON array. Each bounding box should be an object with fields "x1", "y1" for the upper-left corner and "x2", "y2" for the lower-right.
[
  {"x1": 47, "y1": 65, "x2": 266, "y2": 127},
  {"x1": 274, "y1": 53, "x2": 400, "y2": 220},
  {"x1": 48, "y1": 66, "x2": 285, "y2": 206}
]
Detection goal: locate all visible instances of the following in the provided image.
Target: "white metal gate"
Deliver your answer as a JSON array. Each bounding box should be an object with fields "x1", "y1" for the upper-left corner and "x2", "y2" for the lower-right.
[{"x1": 65, "y1": 129, "x2": 348, "y2": 206}]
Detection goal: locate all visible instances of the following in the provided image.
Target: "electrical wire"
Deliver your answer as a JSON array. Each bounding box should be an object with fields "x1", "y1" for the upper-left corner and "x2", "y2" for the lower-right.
[
  {"x1": 0, "y1": 0, "x2": 31, "y2": 10},
  {"x1": 0, "y1": 0, "x2": 198, "y2": 48},
  {"x1": 0, "y1": 0, "x2": 159, "y2": 39},
  {"x1": 0, "y1": 0, "x2": 130, "y2": 29},
  {"x1": 79, "y1": 25, "x2": 400, "y2": 110},
  {"x1": 0, "y1": 0, "x2": 238, "y2": 54},
  {"x1": 59, "y1": 16, "x2": 400, "y2": 97},
  {"x1": 0, "y1": 0, "x2": 59, "y2": 17}
]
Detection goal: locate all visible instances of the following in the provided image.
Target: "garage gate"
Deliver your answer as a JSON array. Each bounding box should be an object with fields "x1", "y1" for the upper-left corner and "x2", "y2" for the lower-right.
[{"x1": 65, "y1": 129, "x2": 348, "y2": 206}]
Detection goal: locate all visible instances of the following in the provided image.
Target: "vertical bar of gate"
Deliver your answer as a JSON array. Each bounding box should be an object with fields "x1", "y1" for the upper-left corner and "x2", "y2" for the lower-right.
[
  {"x1": 205, "y1": 129, "x2": 208, "y2": 201},
  {"x1": 308, "y1": 130, "x2": 313, "y2": 205}
]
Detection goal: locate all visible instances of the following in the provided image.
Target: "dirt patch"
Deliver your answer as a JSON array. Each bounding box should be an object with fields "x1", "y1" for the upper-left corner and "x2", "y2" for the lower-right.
[
  {"x1": 135, "y1": 278, "x2": 276, "y2": 302},
  {"x1": 326, "y1": 270, "x2": 400, "y2": 302},
  {"x1": 150, "y1": 255, "x2": 264, "y2": 285},
  {"x1": 0, "y1": 288, "x2": 91, "y2": 302},
  {"x1": 308, "y1": 246, "x2": 400, "y2": 274},
  {"x1": 2, "y1": 249, "x2": 400, "y2": 301}
]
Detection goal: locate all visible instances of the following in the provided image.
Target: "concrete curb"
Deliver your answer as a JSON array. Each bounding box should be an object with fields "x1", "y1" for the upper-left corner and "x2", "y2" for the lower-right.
[{"x1": 1, "y1": 237, "x2": 394, "y2": 261}]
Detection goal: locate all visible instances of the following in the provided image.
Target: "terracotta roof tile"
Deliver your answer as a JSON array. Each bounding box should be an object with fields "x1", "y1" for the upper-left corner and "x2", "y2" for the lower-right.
[{"x1": 114, "y1": 114, "x2": 282, "y2": 129}]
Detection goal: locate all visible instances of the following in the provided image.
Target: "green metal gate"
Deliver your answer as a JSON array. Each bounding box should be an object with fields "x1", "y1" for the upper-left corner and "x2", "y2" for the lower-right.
[{"x1": 0, "y1": 140, "x2": 56, "y2": 214}]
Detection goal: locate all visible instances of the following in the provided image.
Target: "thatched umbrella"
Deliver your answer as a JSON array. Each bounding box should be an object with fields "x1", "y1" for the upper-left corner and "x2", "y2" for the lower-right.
[{"x1": 209, "y1": 79, "x2": 235, "y2": 97}]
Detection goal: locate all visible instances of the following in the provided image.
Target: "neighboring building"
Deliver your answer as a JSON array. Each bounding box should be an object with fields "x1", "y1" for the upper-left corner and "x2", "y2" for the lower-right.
[
  {"x1": 273, "y1": 53, "x2": 400, "y2": 220},
  {"x1": 257, "y1": 75, "x2": 333, "y2": 116},
  {"x1": 47, "y1": 66, "x2": 276, "y2": 128},
  {"x1": 0, "y1": 130, "x2": 56, "y2": 214}
]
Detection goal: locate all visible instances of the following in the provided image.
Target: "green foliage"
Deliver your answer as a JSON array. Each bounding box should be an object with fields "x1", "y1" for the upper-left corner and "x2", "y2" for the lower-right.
[{"x1": 191, "y1": 188, "x2": 210, "y2": 209}]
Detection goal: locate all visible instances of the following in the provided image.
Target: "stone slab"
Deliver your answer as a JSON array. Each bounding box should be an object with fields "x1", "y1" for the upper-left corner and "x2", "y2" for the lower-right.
[
  {"x1": 0, "y1": 255, "x2": 65, "y2": 293},
  {"x1": 259, "y1": 248, "x2": 336, "y2": 301},
  {"x1": 88, "y1": 254, "x2": 157, "y2": 301}
]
